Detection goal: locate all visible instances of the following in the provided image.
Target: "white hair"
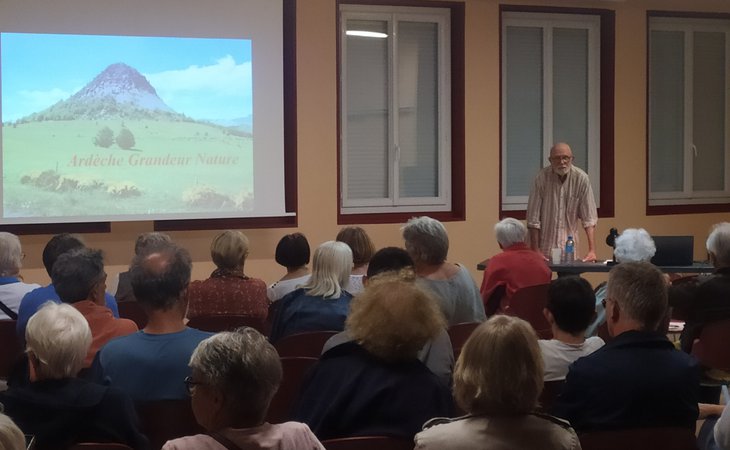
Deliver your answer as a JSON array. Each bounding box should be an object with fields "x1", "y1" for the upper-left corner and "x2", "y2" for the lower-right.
[
  {"x1": 0, "y1": 232, "x2": 22, "y2": 277},
  {"x1": 0, "y1": 413, "x2": 25, "y2": 450},
  {"x1": 494, "y1": 218, "x2": 527, "y2": 248},
  {"x1": 302, "y1": 241, "x2": 353, "y2": 298},
  {"x1": 707, "y1": 222, "x2": 730, "y2": 268},
  {"x1": 614, "y1": 228, "x2": 656, "y2": 263},
  {"x1": 401, "y1": 216, "x2": 449, "y2": 265},
  {"x1": 26, "y1": 302, "x2": 92, "y2": 379}
]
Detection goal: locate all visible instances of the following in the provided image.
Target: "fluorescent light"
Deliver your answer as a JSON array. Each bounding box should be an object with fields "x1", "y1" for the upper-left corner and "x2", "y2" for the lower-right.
[{"x1": 346, "y1": 30, "x2": 387, "y2": 38}]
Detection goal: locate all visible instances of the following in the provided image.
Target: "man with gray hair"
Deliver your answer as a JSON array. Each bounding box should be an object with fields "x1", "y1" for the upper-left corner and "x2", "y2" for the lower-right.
[
  {"x1": 480, "y1": 218, "x2": 551, "y2": 316},
  {"x1": 53, "y1": 248, "x2": 137, "y2": 367},
  {"x1": 0, "y1": 232, "x2": 39, "y2": 320},
  {"x1": 676, "y1": 222, "x2": 730, "y2": 353},
  {"x1": 554, "y1": 261, "x2": 699, "y2": 432},
  {"x1": 90, "y1": 243, "x2": 212, "y2": 401},
  {"x1": 113, "y1": 232, "x2": 171, "y2": 303}
]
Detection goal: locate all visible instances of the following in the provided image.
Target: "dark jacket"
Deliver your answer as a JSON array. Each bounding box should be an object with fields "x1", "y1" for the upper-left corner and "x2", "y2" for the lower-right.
[
  {"x1": 0, "y1": 378, "x2": 148, "y2": 450},
  {"x1": 552, "y1": 330, "x2": 699, "y2": 432},
  {"x1": 291, "y1": 341, "x2": 453, "y2": 440}
]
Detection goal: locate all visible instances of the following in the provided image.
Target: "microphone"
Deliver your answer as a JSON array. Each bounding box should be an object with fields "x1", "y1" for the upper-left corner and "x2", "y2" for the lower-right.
[{"x1": 606, "y1": 228, "x2": 619, "y2": 248}]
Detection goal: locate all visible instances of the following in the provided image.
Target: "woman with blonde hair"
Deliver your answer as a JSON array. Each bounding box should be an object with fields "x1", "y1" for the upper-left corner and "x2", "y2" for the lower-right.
[
  {"x1": 415, "y1": 315, "x2": 580, "y2": 450},
  {"x1": 187, "y1": 230, "x2": 269, "y2": 320},
  {"x1": 292, "y1": 272, "x2": 453, "y2": 440},
  {"x1": 269, "y1": 241, "x2": 354, "y2": 343}
]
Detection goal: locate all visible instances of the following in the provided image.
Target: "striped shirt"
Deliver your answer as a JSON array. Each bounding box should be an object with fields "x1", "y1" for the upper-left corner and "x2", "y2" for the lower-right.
[{"x1": 526, "y1": 165, "x2": 598, "y2": 257}]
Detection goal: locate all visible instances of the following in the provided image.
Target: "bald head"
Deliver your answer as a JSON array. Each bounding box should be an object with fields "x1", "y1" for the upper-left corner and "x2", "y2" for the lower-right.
[
  {"x1": 549, "y1": 142, "x2": 574, "y2": 176},
  {"x1": 130, "y1": 244, "x2": 192, "y2": 310}
]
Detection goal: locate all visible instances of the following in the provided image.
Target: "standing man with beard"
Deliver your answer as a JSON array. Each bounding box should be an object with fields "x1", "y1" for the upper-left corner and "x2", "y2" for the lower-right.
[{"x1": 526, "y1": 143, "x2": 598, "y2": 262}]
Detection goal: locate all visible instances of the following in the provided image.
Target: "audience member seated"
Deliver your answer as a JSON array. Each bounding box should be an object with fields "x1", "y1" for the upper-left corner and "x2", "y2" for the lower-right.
[
  {"x1": 268, "y1": 233, "x2": 311, "y2": 302},
  {"x1": 0, "y1": 232, "x2": 39, "y2": 320},
  {"x1": 292, "y1": 272, "x2": 453, "y2": 440},
  {"x1": 539, "y1": 276, "x2": 604, "y2": 381},
  {"x1": 53, "y1": 248, "x2": 138, "y2": 367},
  {"x1": 114, "y1": 232, "x2": 171, "y2": 303},
  {"x1": 269, "y1": 241, "x2": 354, "y2": 343},
  {"x1": 480, "y1": 218, "x2": 551, "y2": 316},
  {"x1": 16, "y1": 233, "x2": 119, "y2": 340},
  {"x1": 322, "y1": 246, "x2": 454, "y2": 385},
  {"x1": 186, "y1": 230, "x2": 269, "y2": 320},
  {"x1": 0, "y1": 303, "x2": 147, "y2": 449},
  {"x1": 90, "y1": 244, "x2": 212, "y2": 401},
  {"x1": 162, "y1": 327, "x2": 324, "y2": 450},
  {"x1": 674, "y1": 223, "x2": 730, "y2": 353},
  {"x1": 553, "y1": 262, "x2": 699, "y2": 432},
  {"x1": 415, "y1": 315, "x2": 580, "y2": 450},
  {"x1": 335, "y1": 226, "x2": 375, "y2": 295},
  {"x1": 586, "y1": 228, "x2": 656, "y2": 336},
  {"x1": 402, "y1": 216, "x2": 486, "y2": 325},
  {"x1": 0, "y1": 413, "x2": 25, "y2": 450}
]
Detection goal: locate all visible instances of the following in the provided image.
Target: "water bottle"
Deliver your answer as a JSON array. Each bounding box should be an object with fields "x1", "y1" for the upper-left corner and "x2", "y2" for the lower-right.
[{"x1": 564, "y1": 235, "x2": 575, "y2": 263}]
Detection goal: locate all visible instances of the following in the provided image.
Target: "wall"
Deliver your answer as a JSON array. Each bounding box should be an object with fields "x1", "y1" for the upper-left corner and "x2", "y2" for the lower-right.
[{"x1": 14, "y1": 0, "x2": 730, "y2": 289}]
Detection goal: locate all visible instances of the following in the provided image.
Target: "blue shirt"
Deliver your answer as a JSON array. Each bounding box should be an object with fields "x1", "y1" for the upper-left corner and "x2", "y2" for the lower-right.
[
  {"x1": 16, "y1": 284, "x2": 119, "y2": 339},
  {"x1": 90, "y1": 327, "x2": 213, "y2": 402},
  {"x1": 269, "y1": 288, "x2": 353, "y2": 343}
]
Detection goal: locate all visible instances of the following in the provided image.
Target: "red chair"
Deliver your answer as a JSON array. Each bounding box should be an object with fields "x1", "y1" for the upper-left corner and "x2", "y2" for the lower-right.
[
  {"x1": 117, "y1": 301, "x2": 147, "y2": 329},
  {"x1": 135, "y1": 399, "x2": 204, "y2": 450},
  {"x1": 266, "y1": 356, "x2": 318, "y2": 423},
  {"x1": 68, "y1": 444, "x2": 134, "y2": 450},
  {"x1": 322, "y1": 436, "x2": 414, "y2": 450},
  {"x1": 274, "y1": 331, "x2": 339, "y2": 358},
  {"x1": 187, "y1": 315, "x2": 267, "y2": 335},
  {"x1": 504, "y1": 283, "x2": 552, "y2": 339},
  {"x1": 0, "y1": 319, "x2": 22, "y2": 379},
  {"x1": 578, "y1": 427, "x2": 698, "y2": 450},
  {"x1": 691, "y1": 318, "x2": 730, "y2": 371},
  {"x1": 447, "y1": 322, "x2": 480, "y2": 359}
]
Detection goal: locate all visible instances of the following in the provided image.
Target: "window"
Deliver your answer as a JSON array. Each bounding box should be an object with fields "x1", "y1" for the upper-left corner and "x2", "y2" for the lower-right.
[
  {"x1": 339, "y1": 3, "x2": 459, "y2": 219},
  {"x1": 648, "y1": 15, "x2": 730, "y2": 212},
  {"x1": 500, "y1": 8, "x2": 613, "y2": 216}
]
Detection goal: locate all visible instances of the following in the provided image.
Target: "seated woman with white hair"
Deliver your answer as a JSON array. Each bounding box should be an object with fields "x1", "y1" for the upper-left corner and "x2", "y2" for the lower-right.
[
  {"x1": 415, "y1": 315, "x2": 580, "y2": 450},
  {"x1": 585, "y1": 228, "x2": 656, "y2": 336},
  {"x1": 269, "y1": 241, "x2": 354, "y2": 343},
  {"x1": 402, "y1": 216, "x2": 485, "y2": 325},
  {"x1": 0, "y1": 232, "x2": 40, "y2": 320},
  {"x1": 0, "y1": 302, "x2": 147, "y2": 449},
  {"x1": 162, "y1": 328, "x2": 324, "y2": 449}
]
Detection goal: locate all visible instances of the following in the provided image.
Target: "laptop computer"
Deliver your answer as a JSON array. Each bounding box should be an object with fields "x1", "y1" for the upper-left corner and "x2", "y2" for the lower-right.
[{"x1": 650, "y1": 236, "x2": 695, "y2": 266}]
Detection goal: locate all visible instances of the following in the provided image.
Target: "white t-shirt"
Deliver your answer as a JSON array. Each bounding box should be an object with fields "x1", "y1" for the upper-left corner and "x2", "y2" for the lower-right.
[
  {"x1": 539, "y1": 336, "x2": 605, "y2": 381},
  {"x1": 0, "y1": 281, "x2": 41, "y2": 320},
  {"x1": 267, "y1": 275, "x2": 311, "y2": 302}
]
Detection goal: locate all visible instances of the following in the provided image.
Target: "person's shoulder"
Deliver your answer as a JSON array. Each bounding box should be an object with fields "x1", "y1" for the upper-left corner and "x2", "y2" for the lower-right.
[
  {"x1": 161, "y1": 434, "x2": 219, "y2": 450},
  {"x1": 100, "y1": 331, "x2": 141, "y2": 352},
  {"x1": 184, "y1": 327, "x2": 215, "y2": 340}
]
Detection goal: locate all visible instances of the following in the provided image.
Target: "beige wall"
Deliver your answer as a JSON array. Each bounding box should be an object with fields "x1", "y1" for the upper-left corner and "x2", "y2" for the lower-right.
[{"x1": 15, "y1": 0, "x2": 730, "y2": 289}]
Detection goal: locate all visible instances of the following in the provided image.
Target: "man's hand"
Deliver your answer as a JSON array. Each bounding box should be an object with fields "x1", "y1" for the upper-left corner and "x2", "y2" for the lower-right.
[{"x1": 582, "y1": 250, "x2": 597, "y2": 262}]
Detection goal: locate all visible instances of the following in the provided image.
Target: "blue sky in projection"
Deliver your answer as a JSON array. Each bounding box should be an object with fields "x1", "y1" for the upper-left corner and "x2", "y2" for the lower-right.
[{"x1": 1, "y1": 33, "x2": 252, "y2": 121}]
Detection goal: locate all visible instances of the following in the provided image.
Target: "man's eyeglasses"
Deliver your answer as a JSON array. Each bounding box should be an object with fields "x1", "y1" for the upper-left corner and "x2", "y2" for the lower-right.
[
  {"x1": 549, "y1": 155, "x2": 574, "y2": 162},
  {"x1": 184, "y1": 376, "x2": 205, "y2": 396}
]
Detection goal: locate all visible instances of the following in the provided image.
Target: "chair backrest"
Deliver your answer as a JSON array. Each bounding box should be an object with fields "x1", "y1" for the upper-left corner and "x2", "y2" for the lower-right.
[
  {"x1": 321, "y1": 436, "x2": 415, "y2": 450},
  {"x1": 274, "y1": 331, "x2": 339, "y2": 358},
  {"x1": 266, "y1": 356, "x2": 318, "y2": 424},
  {"x1": 691, "y1": 318, "x2": 730, "y2": 371},
  {"x1": 505, "y1": 283, "x2": 552, "y2": 339},
  {"x1": 117, "y1": 301, "x2": 147, "y2": 329},
  {"x1": 538, "y1": 379, "x2": 565, "y2": 412},
  {"x1": 135, "y1": 398, "x2": 204, "y2": 450},
  {"x1": 187, "y1": 315, "x2": 267, "y2": 335},
  {"x1": 0, "y1": 319, "x2": 22, "y2": 379},
  {"x1": 578, "y1": 427, "x2": 699, "y2": 450},
  {"x1": 68, "y1": 444, "x2": 134, "y2": 450},
  {"x1": 447, "y1": 322, "x2": 480, "y2": 359}
]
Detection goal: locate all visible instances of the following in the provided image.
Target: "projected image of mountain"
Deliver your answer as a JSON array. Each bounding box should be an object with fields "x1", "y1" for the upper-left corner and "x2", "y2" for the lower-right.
[{"x1": 1, "y1": 33, "x2": 254, "y2": 222}]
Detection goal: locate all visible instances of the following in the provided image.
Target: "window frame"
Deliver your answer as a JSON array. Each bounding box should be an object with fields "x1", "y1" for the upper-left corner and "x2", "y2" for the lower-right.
[
  {"x1": 646, "y1": 11, "x2": 730, "y2": 215},
  {"x1": 498, "y1": 5, "x2": 614, "y2": 221},
  {"x1": 336, "y1": 0, "x2": 465, "y2": 225}
]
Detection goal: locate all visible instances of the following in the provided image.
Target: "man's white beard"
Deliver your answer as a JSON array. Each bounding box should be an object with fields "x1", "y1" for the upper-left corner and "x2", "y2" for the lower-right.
[{"x1": 554, "y1": 166, "x2": 570, "y2": 176}]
